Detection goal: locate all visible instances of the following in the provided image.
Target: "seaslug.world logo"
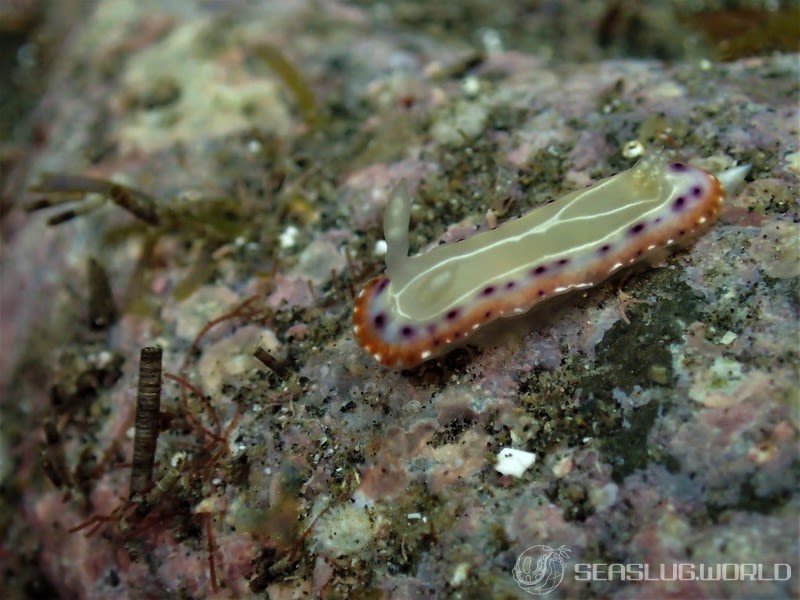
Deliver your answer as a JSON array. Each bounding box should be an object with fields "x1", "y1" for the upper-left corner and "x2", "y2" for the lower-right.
[{"x1": 512, "y1": 544, "x2": 572, "y2": 595}]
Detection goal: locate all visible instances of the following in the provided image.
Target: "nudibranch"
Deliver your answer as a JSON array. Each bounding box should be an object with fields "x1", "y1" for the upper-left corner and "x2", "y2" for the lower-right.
[{"x1": 353, "y1": 156, "x2": 749, "y2": 368}]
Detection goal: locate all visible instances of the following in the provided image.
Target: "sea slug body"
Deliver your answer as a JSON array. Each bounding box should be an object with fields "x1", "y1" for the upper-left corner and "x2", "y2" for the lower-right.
[{"x1": 353, "y1": 155, "x2": 747, "y2": 368}]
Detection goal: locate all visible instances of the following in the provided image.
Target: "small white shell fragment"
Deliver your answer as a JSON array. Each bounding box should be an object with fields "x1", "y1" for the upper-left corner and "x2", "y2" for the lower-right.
[
  {"x1": 462, "y1": 75, "x2": 480, "y2": 97},
  {"x1": 622, "y1": 140, "x2": 644, "y2": 158},
  {"x1": 279, "y1": 224, "x2": 299, "y2": 248},
  {"x1": 170, "y1": 451, "x2": 188, "y2": 468},
  {"x1": 451, "y1": 562, "x2": 470, "y2": 587},
  {"x1": 495, "y1": 447, "x2": 536, "y2": 477}
]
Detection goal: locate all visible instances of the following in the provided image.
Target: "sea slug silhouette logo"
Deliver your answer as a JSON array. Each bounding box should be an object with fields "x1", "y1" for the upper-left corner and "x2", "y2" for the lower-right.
[{"x1": 513, "y1": 545, "x2": 571, "y2": 595}]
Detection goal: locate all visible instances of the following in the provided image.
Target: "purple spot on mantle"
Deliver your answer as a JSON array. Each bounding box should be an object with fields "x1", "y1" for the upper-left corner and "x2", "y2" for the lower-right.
[
  {"x1": 691, "y1": 185, "x2": 703, "y2": 197},
  {"x1": 373, "y1": 313, "x2": 387, "y2": 329},
  {"x1": 400, "y1": 325, "x2": 415, "y2": 338},
  {"x1": 481, "y1": 285, "x2": 496, "y2": 296},
  {"x1": 673, "y1": 196, "x2": 686, "y2": 211},
  {"x1": 629, "y1": 223, "x2": 646, "y2": 235},
  {"x1": 445, "y1": 308, "x2": 461, "y2": 321},
  {"x1": 655, "y1": 217, "x2": 663, "y2": 224},
  {"x1": 505, "y1": 281, "x2": 516, "y2": 290},
  {"x1": 598, "y1": 244, "x2": 612, "y2": 254},
  {"x1": 530, "y1": 265, "x2": 547, "y2": 276},
  {"x1": 670, "y1": 162, "x2": 687, "y2": 172},
  {"x1": 376, "y1": 278, "x2": 390, "y2": 294},
  {"x1": 557, "y1": 258, "x2": 570, "y2": 266}
]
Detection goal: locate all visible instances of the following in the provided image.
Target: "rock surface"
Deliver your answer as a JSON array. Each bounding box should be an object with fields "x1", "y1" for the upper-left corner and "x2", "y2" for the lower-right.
[{"x1": 1, "y1": 1, "x2": 797, "y2": 598}]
